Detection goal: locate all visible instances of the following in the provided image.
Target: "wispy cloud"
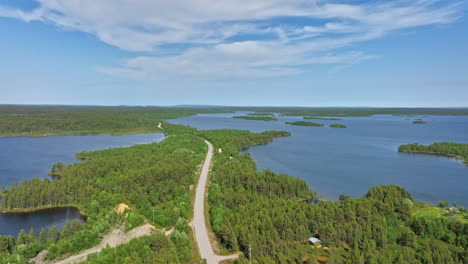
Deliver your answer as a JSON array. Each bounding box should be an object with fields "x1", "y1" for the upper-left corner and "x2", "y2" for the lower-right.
[{"x1": 0, "y1": 0, "x2": 461, "y2": 79}]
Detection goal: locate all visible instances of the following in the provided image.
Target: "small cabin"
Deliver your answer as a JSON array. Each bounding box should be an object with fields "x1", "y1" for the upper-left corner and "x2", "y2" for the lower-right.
[{"x1": 309, "y1": 237, "x2": 322, "y2": 248}]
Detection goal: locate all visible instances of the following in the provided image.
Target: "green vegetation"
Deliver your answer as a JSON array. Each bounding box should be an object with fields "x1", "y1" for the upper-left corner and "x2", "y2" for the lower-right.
[
  {"x1": 0, "y1": 105, "x2": 223, "y2": 137},
  {"x1": 413, "y1": 202, "x2": 468, "y2": 224},
  {"x1": 329, "y1": 124, "x2": 347, "y2": 128},
  {"x1": 286, "y1": 121, "x2": 324, "y2": 126},
  {"x1": 304, "y1": 116, "x2": 342, "y2": 120},
  {"x1": 413, "y1": 120, "x2": 427, "y2": 124},
  {"x1": 0, "y1": 106, "x2": 467, "y2": 263},
  {"x1": 247, "y1": 112, "x2": 274, "y2": 116},
  {"x1": 232, "y1": 115, "x2": 278, "y2": 121},
  {"x1": 0, "y1": 123, "x2": 205, "y2": 263},
  {"x1": 398, "y1": 142, "x2": 468, "y2": 165},
  {"x1": 83, "y1": 232, "x2": 179, "y2": 264},
  {"x1": 203, "y1": 130, "x2": 467, "y2": 263}
]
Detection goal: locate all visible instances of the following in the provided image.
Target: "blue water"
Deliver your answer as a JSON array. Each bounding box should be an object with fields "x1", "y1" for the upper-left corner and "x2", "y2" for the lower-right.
[
  {"x1": 170, "y1": 112, "x2": 468, "y2": 207},
  {"x1": 0, "y1": 133, "x2": 165, "y2": 236}
]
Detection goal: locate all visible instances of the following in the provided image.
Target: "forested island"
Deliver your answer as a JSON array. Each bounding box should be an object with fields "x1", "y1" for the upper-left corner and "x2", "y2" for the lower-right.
[
  {"x1": 329, "y1": 124, "x2": 347, "y2": 128},
  {"x1": 413, "y1": 120, "x2": 427, "y2": 124},
  {"x1": 399, "y1": 142, "x2": 468, "y2": 165},
  {"x1": 286, "y1": 121, "x2": 324, "y2": 126},
  {"x1": 247, "y1": 112, "x2": 275, "y2": 116},
  {"x1": 0, "y1": 105, "x2": 466, "y2": 263},
  {"x1": 304, "y1": 116, "x2": 342, "y2": 120},
  {"x1": 232, "y1": 115, "x2": 278, "y2": 121}
]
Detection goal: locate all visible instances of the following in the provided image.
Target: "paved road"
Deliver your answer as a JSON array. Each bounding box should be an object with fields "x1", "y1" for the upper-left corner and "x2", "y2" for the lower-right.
[{"x1": 192, "y1": 140, "x2": 238, "y2": 264}]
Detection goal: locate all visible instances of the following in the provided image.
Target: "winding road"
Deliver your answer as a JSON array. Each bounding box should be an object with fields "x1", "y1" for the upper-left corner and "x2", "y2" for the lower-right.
[{"x1": 191, "y1": 140, "x2": 238, "y2": 264}]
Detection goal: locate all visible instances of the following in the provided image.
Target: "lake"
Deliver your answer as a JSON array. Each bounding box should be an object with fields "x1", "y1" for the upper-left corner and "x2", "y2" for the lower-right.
[
  {"x1": 170, "y1": 112, "x2": 468, "y2": 207},
  {"x1": 0, "y1": 133, "x2": 165, "y2": 236}
]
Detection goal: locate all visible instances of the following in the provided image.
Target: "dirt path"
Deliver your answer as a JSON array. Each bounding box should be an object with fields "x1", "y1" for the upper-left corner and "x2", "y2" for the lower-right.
[
  {"x1": 191, "y1": 140, "x2": 239, "y2": 264},
  {"x1": 32, "y1": 224, "x2": 172, "y2": 264}
]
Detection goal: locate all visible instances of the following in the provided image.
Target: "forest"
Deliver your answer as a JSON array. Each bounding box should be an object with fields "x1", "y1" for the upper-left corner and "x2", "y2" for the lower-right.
[
  {"x1": 247, "y1": 113, "x2": 275, "y2": 116},
  {"x1": 203, "y1": 131, "x2": 467, "y2": 263},
  {"x1": 399, "y1": 142, "x2": 468, "y2": 165},
  {"x1": 0, "y1": 108, "x2": 467, "y2": 263},
  {"x1": 304, "y1": 117, "x2": 342, "y2": 120},
  {"x1": 232, "y1": 116, "x2": 278, "y2": 121},
  {"x1": 0, "y1": 105, "x2": 222, "y2": 137},
  {"x1": 0, "y1": 123, "x2": 206, "y2": 263},
  {"x1": 286, "y1": 121, "x2": 324, "y2": 127},
  {"x1": 329, "y1": 124, "x2": 347, "y2": 128}
]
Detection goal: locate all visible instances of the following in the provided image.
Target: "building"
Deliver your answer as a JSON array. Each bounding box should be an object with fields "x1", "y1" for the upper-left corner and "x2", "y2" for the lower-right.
[{"x1": 309, "y1": 237, "x2": 322, "y2": 248}]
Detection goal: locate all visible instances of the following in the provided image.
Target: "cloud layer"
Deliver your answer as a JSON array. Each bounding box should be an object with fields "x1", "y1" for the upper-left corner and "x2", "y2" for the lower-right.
[{"x1": 0, "y1": 0, "x2": 461, "y2": 79}]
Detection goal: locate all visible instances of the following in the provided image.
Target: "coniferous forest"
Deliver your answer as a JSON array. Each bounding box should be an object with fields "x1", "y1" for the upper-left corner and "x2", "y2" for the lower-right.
[{"x1": 0, "y1": 107, "x2": 466, "y2": 263}]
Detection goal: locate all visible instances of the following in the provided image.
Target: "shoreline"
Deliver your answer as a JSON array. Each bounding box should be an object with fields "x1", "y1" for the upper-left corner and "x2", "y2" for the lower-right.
[
  {"x1": 1, "y1": 205, "x2": 88, "y2": 220},
  {"x1": 399, "y1": 150, "x2": 467, "y2": 165}
]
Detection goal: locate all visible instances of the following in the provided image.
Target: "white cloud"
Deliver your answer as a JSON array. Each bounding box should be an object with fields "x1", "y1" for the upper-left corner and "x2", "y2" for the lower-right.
[{"x1": 0, "y1": 0, "x2": 461, "y2": 79}]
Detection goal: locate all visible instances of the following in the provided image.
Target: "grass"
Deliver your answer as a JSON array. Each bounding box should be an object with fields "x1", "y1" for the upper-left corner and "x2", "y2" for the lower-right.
[
  {"x1": 329, "y1": 124, "x2": 347, "y2": 128},
  {"x1": 412, "y1": 202, "x2": 468, "y2": 224},
  {"x1": 285, "y1": 121, "x2": 324, "y2": 127},
  {"x1": 232, "y1": 116, "x2": 278, "y2": 121},
  {"x1": 304, "y1": 116, "x2": 342, "y2": 120}
]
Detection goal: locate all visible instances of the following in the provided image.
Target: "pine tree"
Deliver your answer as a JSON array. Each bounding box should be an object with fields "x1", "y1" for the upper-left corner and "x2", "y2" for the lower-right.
[
  {"x1": 28, "y1": 228, "x2": 36, "y2": 243},
  {"x1": 48, "y1": 226, "x2": 60, "y2": 243},
  {"x1": 39, "y1": 228, "x2": 47, "y2": 245},
  {"x1": 16, "y1": 229, "x2": 28, "y2": 245}
]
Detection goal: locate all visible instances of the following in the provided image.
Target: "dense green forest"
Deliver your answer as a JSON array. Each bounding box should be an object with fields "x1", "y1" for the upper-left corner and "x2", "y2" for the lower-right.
[
  {"x1": 329, "y1": 124, "x2": 347, "y2": 128},
  {"x1": 1, "y1": 107, "x2": 467, "y2": 263},
  {"x1": 399, "y1": 142, "x2": 468, "y2": 165},
  {"x1": 83, "y1": 232, "x2": 180, "y2": 264},
  {"x1": 1, "y1": 105, "x2": 468, "y2": 137},
  {"x1": 304, "y1": 117, "x2": 342, "y2": 120},
  {"x1": 286, "y1": 121, "x2": 324, "y2": 127},
  {"x1": 0, "y1": 105, "x2": 222, "y2": 137},
  {"x1": 232, "y1": 116, "x2": 278, "y2": 121},
  {"x1": 202, "y1": 131, "x2": 467, "y2": 263},
  {"x1": 0, "y1": 123, "x2": 206, "y2": 263}
]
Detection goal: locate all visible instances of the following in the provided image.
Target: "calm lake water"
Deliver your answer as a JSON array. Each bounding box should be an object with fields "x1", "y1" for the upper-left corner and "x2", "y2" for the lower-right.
[
  {"x1": 0, "y1": 133, "x2": 165, "y2": 236},
  {"x1": 170, "y1": 112, "x2": 468, "y2": 207}
]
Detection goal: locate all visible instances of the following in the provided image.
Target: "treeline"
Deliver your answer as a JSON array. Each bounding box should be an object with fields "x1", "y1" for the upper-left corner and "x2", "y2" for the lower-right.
[
  {"x1": 232, "y1": 116, "x2": 278, "y2": 121},
  {"x1": 83, "y1": 232, "x2": 179, "y2": 264},
  {"x1": 0, "y1": 220, "x2": 88, "y2": 264},
  {"x1": 206, "y1": 131, "x2": 467, "y2": 263},
  {"x1": 399, "y1": 142, "x2": 468, "y2": 165},
  {"x1": 286, "y1": 121, "x2": 323, "y2": 127},
  {"x1": 0, "y1": 105, "x2": 221, "y2": 137},
  {"x1": 0, "y1": 126, "x2": 206, "y2": 261}
]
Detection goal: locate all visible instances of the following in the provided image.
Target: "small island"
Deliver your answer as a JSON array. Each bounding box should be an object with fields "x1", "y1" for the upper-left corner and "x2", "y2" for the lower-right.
[
  {"x1": 233, "y1": 115, "x2": 278, "y2": 121},
  {"x1": 304, "y1": 116, "x2": 342, "y2": 120},
  {"x1": 413, "y1": 120, "x2": 426, "y2": 124},
  {"x1": 286, "y1": 121, "x2": 324, "y2": 127},
  {"x1": 329, "y1": 124, "x2": 347, "y2": 128},
  {"x1": 247, "y1": 112, "x2": 275, "y2": 116},
  {"x1": 398, "y1": 142, "x2": 468, "y2": 165}
]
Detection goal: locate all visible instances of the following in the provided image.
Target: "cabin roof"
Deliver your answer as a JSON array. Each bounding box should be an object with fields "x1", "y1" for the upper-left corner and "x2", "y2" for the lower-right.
[{"x1": 309, "y1": 237, "x2": 322, "y2": 244}]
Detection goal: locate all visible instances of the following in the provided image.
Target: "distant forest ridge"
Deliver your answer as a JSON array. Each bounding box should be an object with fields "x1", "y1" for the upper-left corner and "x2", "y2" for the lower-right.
[{"x1": 1, "y1": 105, "x2": 468, "y2": 137}]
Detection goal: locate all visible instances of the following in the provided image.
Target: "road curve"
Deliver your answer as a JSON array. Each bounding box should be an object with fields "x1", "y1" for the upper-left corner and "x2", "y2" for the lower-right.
[{"x1": 192, "y1": 140, "x2": 238, "y2": 264}]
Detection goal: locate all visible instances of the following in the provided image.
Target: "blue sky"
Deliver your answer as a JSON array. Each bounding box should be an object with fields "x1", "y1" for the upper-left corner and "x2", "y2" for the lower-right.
[{"x1": 0, "y1": 0, "x2": 467, "y2": 107}]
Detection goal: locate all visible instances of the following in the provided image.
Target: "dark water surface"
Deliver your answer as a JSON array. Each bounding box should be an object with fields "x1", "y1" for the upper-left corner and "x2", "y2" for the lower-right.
[
  {"x1": 170, "y1": 113, "x2": 468, "y2": 207},
  {"x1": 0, "y1": 133, "x2": 165, "y2": 236}
]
